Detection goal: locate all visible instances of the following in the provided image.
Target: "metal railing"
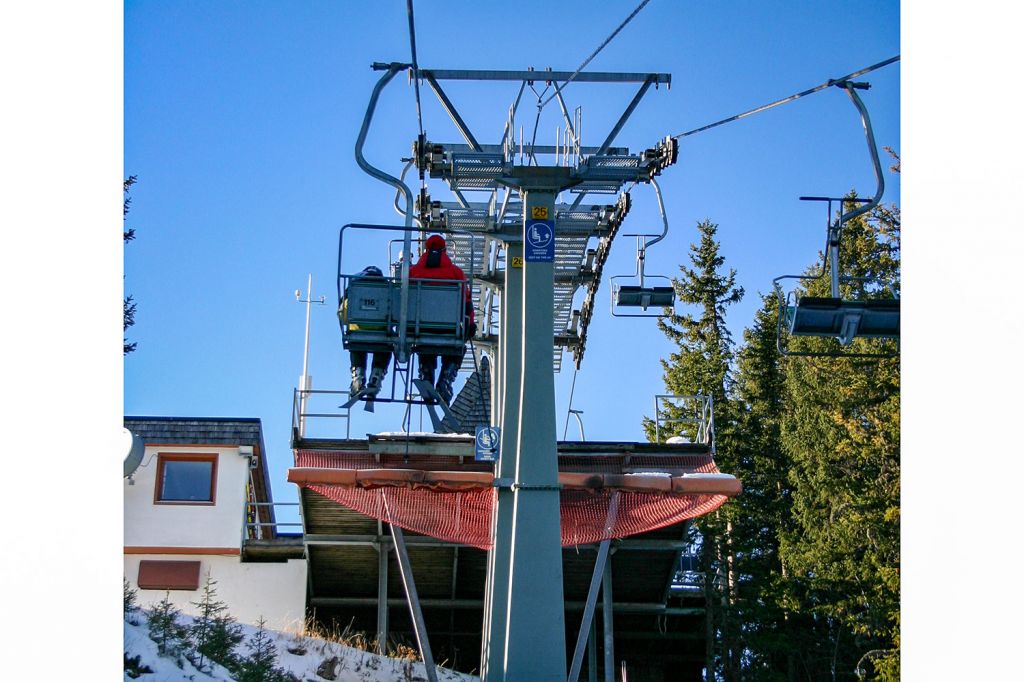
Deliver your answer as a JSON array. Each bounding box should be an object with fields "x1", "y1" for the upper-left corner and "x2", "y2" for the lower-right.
[
  {"x1": 653, "y1": 393, "x2": 715, "y2": 453},
  {"x1": 243, "y1": 501, "x2": 303, "y2": 542},
  {"x1": 292, "y1": 388, "x2": 352, "y2": 441}
]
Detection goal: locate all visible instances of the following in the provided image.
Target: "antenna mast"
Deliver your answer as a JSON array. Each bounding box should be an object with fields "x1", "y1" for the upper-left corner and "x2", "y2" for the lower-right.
[{"x1": 295, "y1": 273, "x2": 325, "y2": 437}]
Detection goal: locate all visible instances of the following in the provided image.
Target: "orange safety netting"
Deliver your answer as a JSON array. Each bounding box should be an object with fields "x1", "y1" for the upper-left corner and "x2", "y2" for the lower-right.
[{"x1": 291, "y1": 449, "x2": 738, "y2": 550}]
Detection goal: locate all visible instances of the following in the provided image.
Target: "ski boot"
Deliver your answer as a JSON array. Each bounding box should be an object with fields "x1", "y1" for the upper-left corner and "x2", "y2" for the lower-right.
[
  {"x1": 417, "y1": 362, "x2": 436, "y2": 404},
  {"x1": 436, "y1": 362, "x2": 458, "y2": 405},
  {"x1": 366, "y1": 367, "x2": 385, "y2": 397},
  {"x1": 350, "y1": 366, "x2": 366, "y2": 395}
]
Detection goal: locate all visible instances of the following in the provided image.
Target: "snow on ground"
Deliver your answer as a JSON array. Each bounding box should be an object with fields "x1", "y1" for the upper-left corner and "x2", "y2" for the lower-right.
[{"x1": 124, "y1": 608, "x2": 478, "y2": 682}]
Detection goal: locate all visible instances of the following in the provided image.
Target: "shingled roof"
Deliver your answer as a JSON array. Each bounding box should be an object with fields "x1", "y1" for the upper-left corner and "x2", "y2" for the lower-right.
[
  {"x1": 123, "y1": 416, "x2": 274, "y2": 507},
  {"x1": 439, "y1": 355, "x2": 491, "y2": 434}
]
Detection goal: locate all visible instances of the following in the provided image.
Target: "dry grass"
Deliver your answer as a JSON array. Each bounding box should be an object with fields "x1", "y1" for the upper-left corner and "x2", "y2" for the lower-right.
[{"x1": 295, "y1": 615, "x2": 425, "y2": 661}]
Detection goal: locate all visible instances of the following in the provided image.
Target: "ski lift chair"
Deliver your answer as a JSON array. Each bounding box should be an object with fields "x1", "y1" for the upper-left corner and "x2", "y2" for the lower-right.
[
  {"x1": 337, "y1": 224, "x2": 476, "y2": 425},
  {"x1": 610, "y1": 179, "x2": 677, "y2": 317},
  {"x1": 610, "y1": 240, "x2": 676, "y2": 316},
  {"x1": 773, "y1": 81, "x2": 900, "y2": 358}
]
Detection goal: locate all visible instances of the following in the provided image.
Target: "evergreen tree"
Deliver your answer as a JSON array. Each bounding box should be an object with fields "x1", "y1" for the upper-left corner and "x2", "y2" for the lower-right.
[
  {"x1": 723, "y1": 292, "x2": 800, "y2": 681},
  {"x1": 124, "y1": 577, "x2": 138, "y2": 615},
  {"x1": 147, "y1": 592, "x2": 188, "y2": 659},
  {"x1": 236, "y1": 616, "x2": 288, "y2": 682},
  {"x1": 643, "y1": 219, "x2": 743, "y2": 680},
  {"x1": 651, "y1": 218, "x2": 743, "y2": 416},
  {"x1": 778, "y1": 194, "x2": 900, "y2": 680},
  {"x1": 188, "y1": 572, "x2": 244, "y2": 673},
  {"x1": 123, "y1": 175, "x2": 138, "y2": 355}
]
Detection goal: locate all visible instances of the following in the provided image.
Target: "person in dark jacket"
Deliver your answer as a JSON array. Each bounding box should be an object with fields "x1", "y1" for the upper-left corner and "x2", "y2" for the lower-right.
[
  {"x1": 409, "y1": 234, "x2": 476, "y2": 403},
  {"x1": 340, "y1": 265, "x2": 392, "y2": 397}
]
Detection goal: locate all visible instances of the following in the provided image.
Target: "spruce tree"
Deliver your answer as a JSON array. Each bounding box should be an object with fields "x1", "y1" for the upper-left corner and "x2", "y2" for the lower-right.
[
  {"x1": 724, "y1": 292, "x2": 801, "y2": 681},
  {"x1": 778, "y1": 194, "x2": 900, "y2": 680},
  {"x1": 236, "y1": 616, "x2": 287, "y2": 682},
  {"x1": 643, "y1": 219, "x2": 743, "y2": 680},
  {"x1": 124, "y1": 577, "x2": 138, "y2": 615},
  {"x1": 123, "y1": 176, "x2": 138, "y2": 355},
  {"x1": 188, "y1": 572, "x2": 244, "y2": 673},
  {"x1": 147, "y1": 592, "x2": 188, "y2": 659}
]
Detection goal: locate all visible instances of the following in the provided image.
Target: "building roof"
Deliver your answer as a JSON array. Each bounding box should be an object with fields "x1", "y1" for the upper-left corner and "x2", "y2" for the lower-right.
[{"x1": 123, "y1": 416, "x2": 274, "y2": 507}]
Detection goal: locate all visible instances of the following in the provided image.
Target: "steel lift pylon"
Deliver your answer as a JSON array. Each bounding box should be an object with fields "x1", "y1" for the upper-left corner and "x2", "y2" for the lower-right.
[{"x1": 395, "y1": 65, "x2": 678, "y2": 681}]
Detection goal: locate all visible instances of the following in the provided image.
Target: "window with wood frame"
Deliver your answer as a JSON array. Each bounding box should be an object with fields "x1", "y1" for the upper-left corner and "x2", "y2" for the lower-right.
[{"x1": 155, "y1": 453, "x2": 217, "y2": 504}]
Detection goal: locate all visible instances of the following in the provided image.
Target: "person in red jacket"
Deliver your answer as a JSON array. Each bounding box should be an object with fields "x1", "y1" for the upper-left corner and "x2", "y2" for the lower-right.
[{"x1": 409, "y1": 234, "x2": 476, "y2": 403}]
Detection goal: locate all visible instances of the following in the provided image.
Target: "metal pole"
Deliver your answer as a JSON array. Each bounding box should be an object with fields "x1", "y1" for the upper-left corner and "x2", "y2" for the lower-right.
[
  {"x1": 414, "y1": 68, "x2": 670, "y2": 84},
  {"x1": 570, "y1": 493, "x2": 618, "y2": 682},
  {"x1": 501, "y1": 190, "x2": 566, "y2": 680},
  {"x1": 482, "y1": 239, "x2": 524, "y2": 680},
  {"x1": 296, "y1": 274, "x2": 324, "y2": 438},
  {"x1": 377, "y1": 543, "x2": 389, "y2": 655},
  {"x1": 353, "y1": 64, "x2": 415, "y2": 363},
  {"x1": 570, "y1": 409, "x2": 586, "y2": 441},
  {"x1": 387, "y1": 511, "x2": 438, "y2": 682},
  {"x1": 302, "y1": 274, "x2": 312, "y2": 377},
  {"x1": 424, "y1": 73, "x2": 483, "y2": 152},
  {"x1": 588, "y1": 618, "x2": 598, "y2": 682},
  {"x1": 595, "y1": 77, "x2": 653, "y2": 156},
  {"x1": 602, "y1": 558, "x2": 615, "y2": 682},
  {"x1": 568, "y1": 539, "x2": 611, "y2": 682}
]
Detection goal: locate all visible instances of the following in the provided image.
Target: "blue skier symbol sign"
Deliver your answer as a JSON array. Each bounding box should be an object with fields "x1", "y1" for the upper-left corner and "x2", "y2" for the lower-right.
[
  {"x1": 475, "y1": 425, "x2": 501, "y2": 462},
  {"x1": 525, "y1": 219, "x2": 554, "y2": 262}
]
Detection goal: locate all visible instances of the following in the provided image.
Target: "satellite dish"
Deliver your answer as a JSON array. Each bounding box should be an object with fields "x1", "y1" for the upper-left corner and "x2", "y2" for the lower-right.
[{"x1": 123, "y1": 428, "x2": 145, "y2": 477}]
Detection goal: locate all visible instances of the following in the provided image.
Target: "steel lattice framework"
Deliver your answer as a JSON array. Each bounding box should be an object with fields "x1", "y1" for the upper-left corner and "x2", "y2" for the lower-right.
[{"x1": 406, "y1": 66, "x2": 677, "y2": 372}]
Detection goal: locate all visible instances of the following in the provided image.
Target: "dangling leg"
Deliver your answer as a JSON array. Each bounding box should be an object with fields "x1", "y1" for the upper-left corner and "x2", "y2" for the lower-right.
[
  {"x1": 366, "y1": 352, "x2": 392, "y2": 397},
  {"x1": 349, "y1": 351, "x2": 368, "y2": 394},
  {"x1": 415, "y1": 354, "x2": 438, "y2": 404},
  {"x1": 436, "y1": 346, "x2": 466, "y2": 405},
  {"x1": 418, "y1": 354, "x2": 437, "y2": 385}
]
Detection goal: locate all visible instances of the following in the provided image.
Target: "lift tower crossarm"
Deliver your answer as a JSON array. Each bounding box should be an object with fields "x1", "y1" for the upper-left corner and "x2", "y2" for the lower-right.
[{"x1": 409, "y1": 68, "x2": 671, "y2": 85}]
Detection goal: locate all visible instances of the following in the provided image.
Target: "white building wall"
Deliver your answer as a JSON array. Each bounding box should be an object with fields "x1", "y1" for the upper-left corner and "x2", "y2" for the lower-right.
[
  {"x1": 124, "y1": 445, "x2": 249, "y2": 549},
  {"x1": 124, "y1": 440, "x2": 308, "y2": 631},
  {"x1": 125, "y1": 554, "x2": 308, "y2": 632}
]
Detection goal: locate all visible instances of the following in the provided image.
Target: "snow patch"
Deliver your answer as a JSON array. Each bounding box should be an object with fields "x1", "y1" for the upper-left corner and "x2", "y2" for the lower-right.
[{"x1": 124, "y1": 608, "x2": 478, "y2": 681}]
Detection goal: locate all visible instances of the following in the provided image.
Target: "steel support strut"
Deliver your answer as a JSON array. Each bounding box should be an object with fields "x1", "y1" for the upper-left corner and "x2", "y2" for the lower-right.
[
  {"x1": 602, "y1": 560, "x2": 615, "y2": 682},
  {"x1": 569, "y1": 493, "x2": 620, "y2": 682},
  {"x1": 508, "y1": 190, "x2": 565, "y2": 679},
  {"x1": 376, "y1": 542, "x2": 389, "y2": 655},
  {"x1": 482, "y1": 240, "x2": 524, "y2": 680},
  {"x1": 386, "y1": 503, "x2": 438, "y2": 682},
  {"x1": 568, "y1": 539, "x2": 611, "y2": 682}
]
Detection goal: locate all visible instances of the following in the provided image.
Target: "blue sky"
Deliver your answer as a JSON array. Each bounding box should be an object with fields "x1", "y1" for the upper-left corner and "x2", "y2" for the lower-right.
[
  {"x1": 7, "y1": 2, "x2": 1024, "y2": 678},
  {"x1": 123, "y1": 1, "x2": 900, "y2": 511}
]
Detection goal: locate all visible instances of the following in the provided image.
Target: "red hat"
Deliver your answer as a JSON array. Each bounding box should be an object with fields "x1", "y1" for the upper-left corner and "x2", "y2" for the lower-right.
[{"x1": 425, "y1": 234, "x2": 446, "y2": 250}]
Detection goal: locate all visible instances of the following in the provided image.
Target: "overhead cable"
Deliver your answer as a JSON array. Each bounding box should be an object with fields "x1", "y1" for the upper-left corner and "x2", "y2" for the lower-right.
[
  {"x1": 406, "y1": 0, "x2": 425, "y2": 138},
  {"x1": 673, "y1": 55, "x2": 900, "y2": 139},
  {"x1": 539, "y1": 0, "x2": 653, "y2": 108}
]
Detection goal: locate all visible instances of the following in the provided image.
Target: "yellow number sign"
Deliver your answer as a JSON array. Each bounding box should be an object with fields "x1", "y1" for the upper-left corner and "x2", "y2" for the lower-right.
[
  {"x1": 530, "y1": 206, "x2": 549, "y2": 219},
  {"x1": 511, "y1": 256, "x2": 524, "y2": 269}
]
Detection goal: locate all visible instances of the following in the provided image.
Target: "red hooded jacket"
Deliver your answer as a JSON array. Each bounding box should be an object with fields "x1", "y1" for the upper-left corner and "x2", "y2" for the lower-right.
[{"x1": 409, "y1": 235, "x2": 474, "y2": 325}]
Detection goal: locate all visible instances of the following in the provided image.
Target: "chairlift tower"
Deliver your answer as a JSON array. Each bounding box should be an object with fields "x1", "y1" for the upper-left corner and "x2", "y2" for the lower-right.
[{"x1": 393, "y1": 64, "x2": 677, "y2": 681}]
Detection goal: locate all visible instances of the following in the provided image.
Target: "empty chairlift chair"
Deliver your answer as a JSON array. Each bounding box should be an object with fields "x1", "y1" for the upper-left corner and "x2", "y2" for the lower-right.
[
  {"x1": 610, "y1": 179, "x2": 677, "y2": 317},
  {"x1": 785, "y1": 291, "x2": 900, "y2": 345},
  {"x1": 772, "y1": 80, "x2": 900, "y2": 357}
]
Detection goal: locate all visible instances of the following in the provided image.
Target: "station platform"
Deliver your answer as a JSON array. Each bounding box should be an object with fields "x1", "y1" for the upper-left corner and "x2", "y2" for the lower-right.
[{"x1": 288, "y1": 433, "x2": 738, "y2": 679}]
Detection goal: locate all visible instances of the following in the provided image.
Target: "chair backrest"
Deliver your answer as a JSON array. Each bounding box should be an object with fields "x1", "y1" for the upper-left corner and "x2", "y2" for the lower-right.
[
  {"x1": 397, "y1": 280, "x2": 464, "y2": 334},
  {"x1": 345, "y1": 279, "x2": 392, "y2": 329},
  {"x1": 342, "y1": 277, "x2": 465, "y2": 351}
]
